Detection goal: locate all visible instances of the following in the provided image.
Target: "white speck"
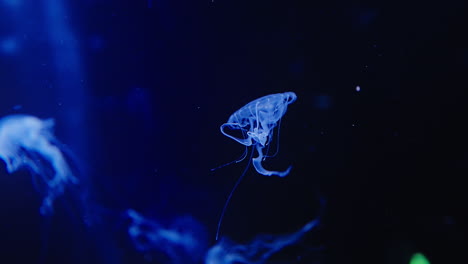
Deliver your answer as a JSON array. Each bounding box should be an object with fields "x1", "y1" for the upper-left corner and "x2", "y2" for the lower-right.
[
  {"x1": 352, "y1": 124, "x2": 355, "y2": 127},
  {"x1": 356, "y1": 86, "x2": 361, "y2": 92}
]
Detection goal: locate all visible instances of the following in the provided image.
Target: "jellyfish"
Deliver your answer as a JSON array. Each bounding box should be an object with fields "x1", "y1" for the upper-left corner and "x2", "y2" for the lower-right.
[
  {"x1": 206, "y1": 218, "x2": 319, "y2": 264},
  {"x1": 220, "y1": 91, "x2": 297, "y2": 177},
  {"x1": 216, "y1": 92, "x2": 297, "y2": 240},
  {"x1": 0, "y1": 114, "x2": 78, "y2": 215}
]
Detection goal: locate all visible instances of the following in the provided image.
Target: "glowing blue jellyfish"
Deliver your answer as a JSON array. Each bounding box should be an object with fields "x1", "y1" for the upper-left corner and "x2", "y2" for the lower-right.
[
  {"x1": 220, "y1": 91, "x2": 297, "y2": 177},
  {"x1": 0, "y1": 115, "x2": 78, "y2": 215},
  {"x1": 126, "y1": 209, "x2": 208, "y2": 264},
  {"x1": 206, "y1": 218, "x2": 319, "y2": 264},
  {"x1": 216, "y1": 92, "x2": 297, "y2": 240}
]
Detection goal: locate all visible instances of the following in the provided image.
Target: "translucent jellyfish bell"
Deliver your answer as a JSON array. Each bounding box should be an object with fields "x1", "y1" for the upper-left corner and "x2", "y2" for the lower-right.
[
  {"x1": 0, "y1": 114, "x2": 78, "y2": 215},
  {"x1": 220, "y1": 91, "x2": 297, "y2": 177}
]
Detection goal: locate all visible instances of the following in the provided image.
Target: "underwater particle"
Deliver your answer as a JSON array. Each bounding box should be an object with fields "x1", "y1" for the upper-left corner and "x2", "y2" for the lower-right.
[
  {"x1": 206, "y1": 218, "x2": 319, "y2": 264},
  {"x1": 0, "y1": 115, "x2": 78, "y2": 215},
  {"x1": 356, "y1": 85, "x2": 361, "y2": 92},
  {"x1": 409, "y1": 252, "x2": 430, "y2": 264}
]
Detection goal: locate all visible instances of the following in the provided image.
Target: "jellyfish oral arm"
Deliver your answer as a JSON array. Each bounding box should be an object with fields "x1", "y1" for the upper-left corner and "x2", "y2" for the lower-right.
[
  {"x1": 252, "y1": 144, "x2": 291, "y2": 177},
  {"x1": 220, "y1": 123, "x2": 253, "y2": 146},
  {"x1": 246, "y1": 128, "x2": 268, "y2": 147}
]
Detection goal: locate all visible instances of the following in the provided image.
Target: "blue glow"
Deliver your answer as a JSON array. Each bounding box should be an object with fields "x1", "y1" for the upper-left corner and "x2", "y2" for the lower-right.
[
  {"x1": 0, "y1": 37, "x2": 18, "y2": 55},
  {"x1": 1, "y1": 0, "x2": 21, "y2": 8},
  {"x1": 0, "y1": 115, "x2": 78, "y2": 215},
  {"x1": 43, "y1": 0, "x2": 88, "y2": 159}
]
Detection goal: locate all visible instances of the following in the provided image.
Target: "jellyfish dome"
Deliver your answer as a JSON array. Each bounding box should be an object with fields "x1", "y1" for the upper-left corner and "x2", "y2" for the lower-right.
[{"x1": 220, "y1": 92, "x2": 297, "y2": 177}]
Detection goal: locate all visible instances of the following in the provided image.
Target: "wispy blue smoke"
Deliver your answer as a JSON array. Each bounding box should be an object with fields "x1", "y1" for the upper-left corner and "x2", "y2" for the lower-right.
[{"x1": 206, "y1": 219, "x2": 319, "y2": 264}]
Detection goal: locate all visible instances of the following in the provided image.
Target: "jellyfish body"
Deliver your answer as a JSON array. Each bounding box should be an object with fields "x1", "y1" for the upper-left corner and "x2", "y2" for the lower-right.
[
  {"x1": 0, "y1": 114, "x2": 78, "y2": 215},
  {"x1": 216, "y1": 92, "x2": 297, "y2": 240},
  {"x1": 220, "y1": 91, "x2": 297, "y2": 177}
]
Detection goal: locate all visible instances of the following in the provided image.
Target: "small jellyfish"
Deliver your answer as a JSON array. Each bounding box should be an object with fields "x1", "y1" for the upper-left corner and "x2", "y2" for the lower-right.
[
  {"x1": 216, "y1": 92, "x2": 297, "y2": 240},
  {"x1": 220, "y1": 92, "x2": 297, "y2": 177},
  {"x1": 0, "y1": 114, "x2": 78, "y2": 215}
]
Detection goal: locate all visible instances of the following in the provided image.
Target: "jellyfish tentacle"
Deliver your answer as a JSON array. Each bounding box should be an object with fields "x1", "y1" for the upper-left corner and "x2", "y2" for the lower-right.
[
  {"x1": 252, "y1": 145, "x2": 291, "y2": 177},
  {"x1": 216, "y1": 147, "x2": 255, "y2": 240},
  {"x1": 220, "y1": 123, "x2": 253, "y2": 146},
  {"x1": 264, "y1": 118, "x2": 282, "y2": 160},
  {"x1": 210, "y1": 146, "x2": 249, "y2": 172},
  {"x1": 255, "y1": 101, "x2": 260, "y2": 133}
]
